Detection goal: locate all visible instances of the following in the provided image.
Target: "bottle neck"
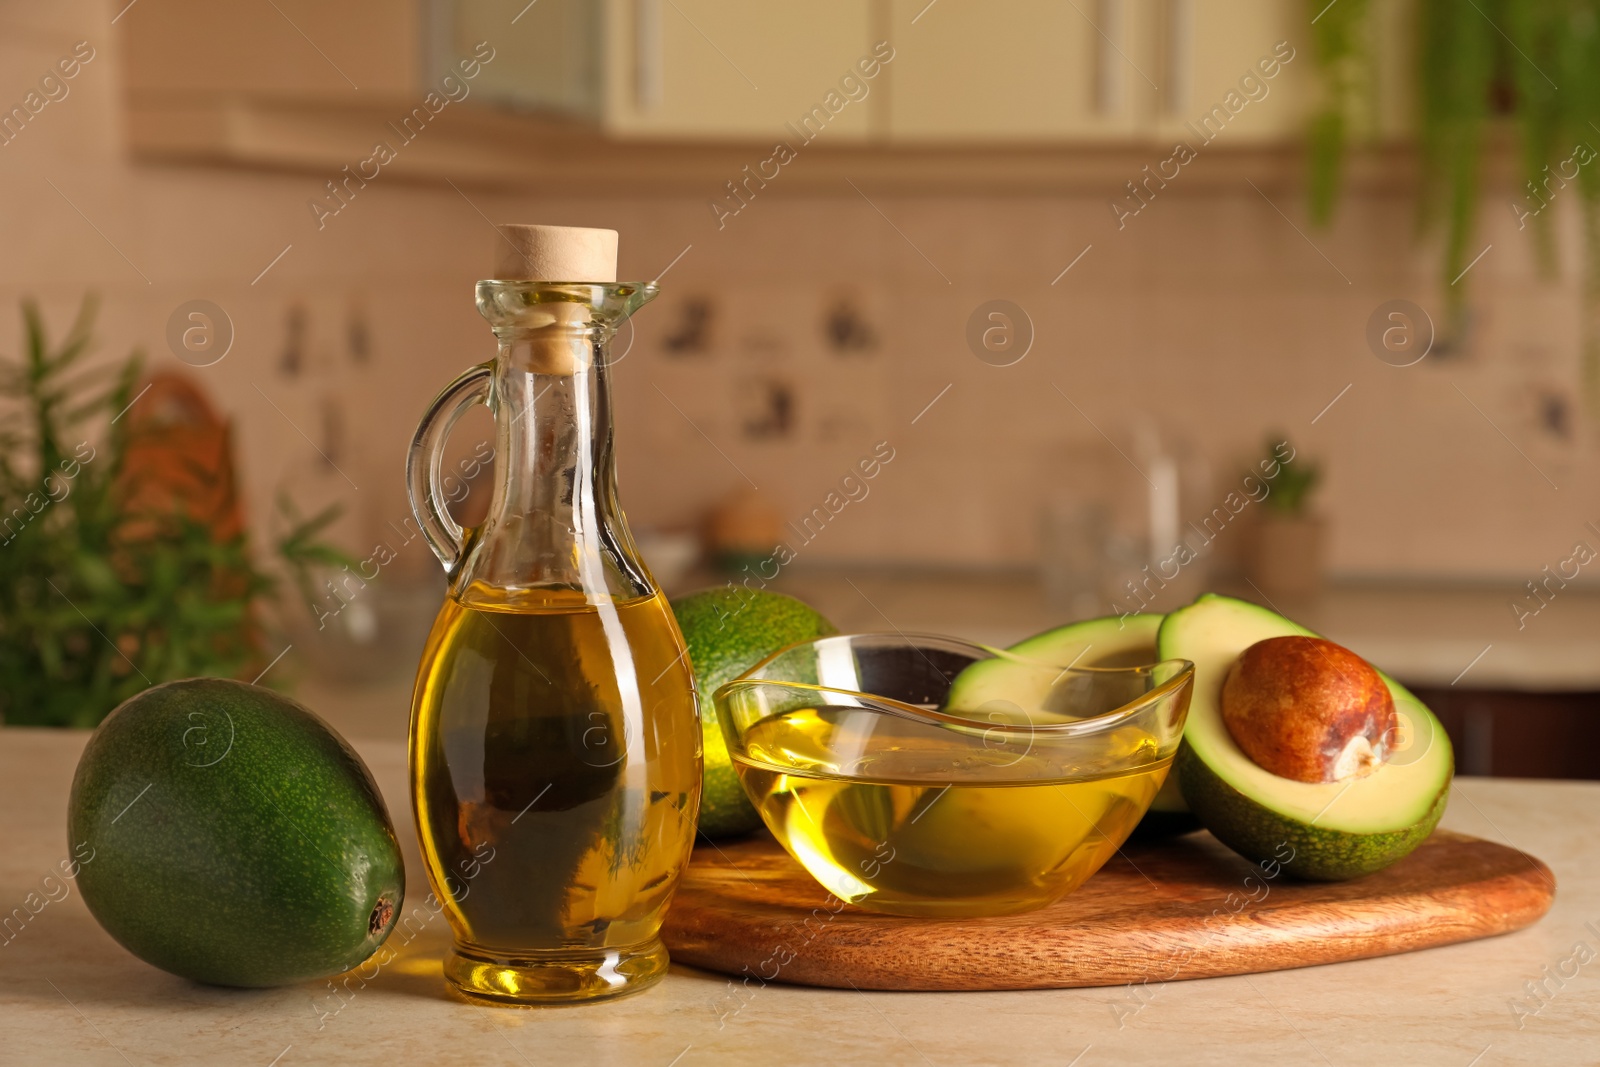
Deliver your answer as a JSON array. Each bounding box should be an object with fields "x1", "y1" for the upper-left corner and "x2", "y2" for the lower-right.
[{"x1": 453, "y1": 329, "x2": 650, "y2": 605}]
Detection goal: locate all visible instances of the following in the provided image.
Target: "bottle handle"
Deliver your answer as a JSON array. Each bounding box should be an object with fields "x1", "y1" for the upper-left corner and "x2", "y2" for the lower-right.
[{"x1": 406, "y1": 362, "x2": 492, "y2": 572}]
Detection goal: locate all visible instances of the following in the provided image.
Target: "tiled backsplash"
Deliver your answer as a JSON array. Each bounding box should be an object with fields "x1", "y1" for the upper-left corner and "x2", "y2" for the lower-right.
[{"x1": 5, "y1": 2, "x2": 1598, "y2": 585}]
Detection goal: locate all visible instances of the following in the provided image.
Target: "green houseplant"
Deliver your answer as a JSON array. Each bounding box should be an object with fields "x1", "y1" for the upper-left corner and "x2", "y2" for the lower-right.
[
  {"x1": 0, "y1": 296, "x2": 346, "y2": 727},
  {"x1": 1306, "y1": 0, "x2": 1600, "y2": 401}
]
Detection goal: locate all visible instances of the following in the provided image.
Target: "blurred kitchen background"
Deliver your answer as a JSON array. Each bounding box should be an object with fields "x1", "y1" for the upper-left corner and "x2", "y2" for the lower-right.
[{"x1": 3, "y1": 0, "x2": 1598, "y2": 775}]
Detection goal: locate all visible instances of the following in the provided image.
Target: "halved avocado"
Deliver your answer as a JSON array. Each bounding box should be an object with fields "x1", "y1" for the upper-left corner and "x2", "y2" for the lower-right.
[
  {"x1": 944, "y1": 613, "x2": 1199, "y2": 838},
  {"x1": 944, "y1": 613, "x2": 1163, "y2": 711},
  {"x1": 1010, "y1": 612, "x2": 1164, "y2": 669},
  {"x1": 1159, "y1": 594, "x2": 1453, "y2": 880}
]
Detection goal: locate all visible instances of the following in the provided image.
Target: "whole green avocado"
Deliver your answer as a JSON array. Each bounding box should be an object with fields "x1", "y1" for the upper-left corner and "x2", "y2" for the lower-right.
[
  {"x1": 670, "y1": 587, "x2": 837, "y2": 839},
  {"x1": 67, "y1": 678, "x2": 405, "y2": 987}
]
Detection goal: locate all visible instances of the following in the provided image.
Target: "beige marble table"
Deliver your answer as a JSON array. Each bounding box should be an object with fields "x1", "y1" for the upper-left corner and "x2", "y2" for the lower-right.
[{"x1": 3, "y1": 728, "x2": 1596, "y2": 1067}]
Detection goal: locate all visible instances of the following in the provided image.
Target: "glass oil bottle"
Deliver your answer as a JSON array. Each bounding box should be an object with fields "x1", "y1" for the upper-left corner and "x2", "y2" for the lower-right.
[{"x1": 405, "y1": 225, "x2": 700, "y2": 1004}]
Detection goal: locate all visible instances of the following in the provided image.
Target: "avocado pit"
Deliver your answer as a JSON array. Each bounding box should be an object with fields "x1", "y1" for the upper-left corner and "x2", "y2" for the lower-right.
[{"x1": 1220, "y1": 636, "x2": 1396, "y2": 783}]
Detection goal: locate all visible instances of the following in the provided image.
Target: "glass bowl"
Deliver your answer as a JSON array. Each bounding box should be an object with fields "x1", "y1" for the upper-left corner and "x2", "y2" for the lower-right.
[{"x1": 713, "y1": 634, "x2": 1193, "y2": 917}]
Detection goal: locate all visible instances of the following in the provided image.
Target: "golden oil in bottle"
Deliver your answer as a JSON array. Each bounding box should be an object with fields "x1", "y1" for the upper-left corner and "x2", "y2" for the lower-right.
[
  {"x1": 410, "y1": 582, "x2": 700, "y2": 1001},
  {"x1": 733, "y1": 707, "x2": 1167, "y2": 917},
  {"x1": 407, "y1": 230, "x2": 698, "y2": 1003}
]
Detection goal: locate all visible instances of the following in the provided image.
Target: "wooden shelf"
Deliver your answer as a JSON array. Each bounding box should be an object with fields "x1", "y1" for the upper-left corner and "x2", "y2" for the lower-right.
[{"x1": 125, "y1": 93, "x2": 1425, "y2": 197}]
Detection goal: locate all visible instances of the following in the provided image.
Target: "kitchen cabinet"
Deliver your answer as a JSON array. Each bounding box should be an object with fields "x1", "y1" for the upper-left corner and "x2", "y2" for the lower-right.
[
  {"x1": 448, "y1": 0, "x2": 882, "y2": 141},
  {"x1": 1412, "y1": 686, "x2": 1600, "y2": 780},
  {"x1": 884, "y1": 0, "x2": 1154, "y2": 142},
  {"x1": 120, "y1": 0, "x2": 1359, "y2": 190},
  {"x1": 441, "y1": 0, "x2": 603, "y2": 120},
  {"x1": 596, "y1": 0, "x2": 881, "y2": 141},
  {"x1": 458, "y1": 0, "x2": 1327, "y2": 145},
  {"x1": 1149, "y1": 0, "x2": 1311, "y2": 145},
  {"x1": 885, "y1": 0, "x2": 1314, "y2": 145},
  {"x1": 122, "y1": 0, "x2": 1325, "y2": 150}
]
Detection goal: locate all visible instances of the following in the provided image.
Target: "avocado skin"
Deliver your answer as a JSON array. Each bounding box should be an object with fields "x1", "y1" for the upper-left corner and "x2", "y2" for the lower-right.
[
  {"x1": 68, "y1": 678, "x2": 404, "y2": 987},
  {"x1": 670, "y1": 589, "x2": 837, "y2": 839},
  {"x1": 1175, "y1": 741, "x2": 1451, "y2": 880}
]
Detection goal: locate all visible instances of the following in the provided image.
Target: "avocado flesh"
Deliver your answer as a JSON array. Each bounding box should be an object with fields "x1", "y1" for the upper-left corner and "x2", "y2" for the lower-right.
[
  {"x1": 943, "y1": 613, "x2": 1198, "y2": 838},
  {"x1": 944, "y1": 612, "x2": 1164, "y2": 713},
  {"x1": 1009, "y1": 612, "x2": 1163, "y2": 668},
  {"x1": 68, "y1": 679, "x2": 404, "y2": 987},
  {"x1": 1159, "y1": 594, "x2": 1454, "y2": 879},
  {"x1": 670, "y1": 588, "x2": 838, "y2": 840}
]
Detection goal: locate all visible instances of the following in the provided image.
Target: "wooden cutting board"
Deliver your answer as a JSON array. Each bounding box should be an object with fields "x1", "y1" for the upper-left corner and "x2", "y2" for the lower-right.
[{"x1": 660, "y1": 830, "x2": 1555, "y2": 991}]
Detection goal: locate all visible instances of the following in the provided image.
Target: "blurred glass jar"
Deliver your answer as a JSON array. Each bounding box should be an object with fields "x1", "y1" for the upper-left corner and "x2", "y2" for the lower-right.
[
  {"x1": 1040, "y1": 498, "x2": 1110, "y2": 619},
  {"x1": 1039, "y1": 428, "x2": 1212, "y2": 618},
  {"x1": 1105, "y1": 424, "x2": 1212, "y2": 615}
]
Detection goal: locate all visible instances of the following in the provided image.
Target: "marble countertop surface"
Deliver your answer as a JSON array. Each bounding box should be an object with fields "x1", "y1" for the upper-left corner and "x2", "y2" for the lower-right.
[{"x1": 3, "y1": 728, "x2": 1596, "y2": 1066}]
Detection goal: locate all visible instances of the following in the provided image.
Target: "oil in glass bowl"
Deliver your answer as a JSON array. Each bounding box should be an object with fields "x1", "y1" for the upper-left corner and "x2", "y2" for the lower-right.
[{"x1": 717, "y1": 635, "x2": 1192, "y2": 918}]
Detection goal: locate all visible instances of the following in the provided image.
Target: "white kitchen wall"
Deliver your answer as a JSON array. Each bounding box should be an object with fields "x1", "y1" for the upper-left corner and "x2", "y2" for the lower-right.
[{"x1": 3, "y1": 0, "x2": 1596, "y2": 584}]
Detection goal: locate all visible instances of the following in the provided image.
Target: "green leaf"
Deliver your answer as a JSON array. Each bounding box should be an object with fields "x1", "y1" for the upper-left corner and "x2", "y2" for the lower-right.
[
  {"x1": 0, "y1": 295, "x2": 360, "y2": 726},
  {"x1": 1304, "y1": 0, "x2": 1373, "y2": 225}
]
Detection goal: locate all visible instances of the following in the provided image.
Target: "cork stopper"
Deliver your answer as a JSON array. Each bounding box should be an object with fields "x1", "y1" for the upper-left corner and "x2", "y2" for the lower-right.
[
  {"x1": 489, "y1": 224, "x2": 618, "y2": 375},
  {"x1": 493, "y1": 224, "x2": 618, "y2": 282}
]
